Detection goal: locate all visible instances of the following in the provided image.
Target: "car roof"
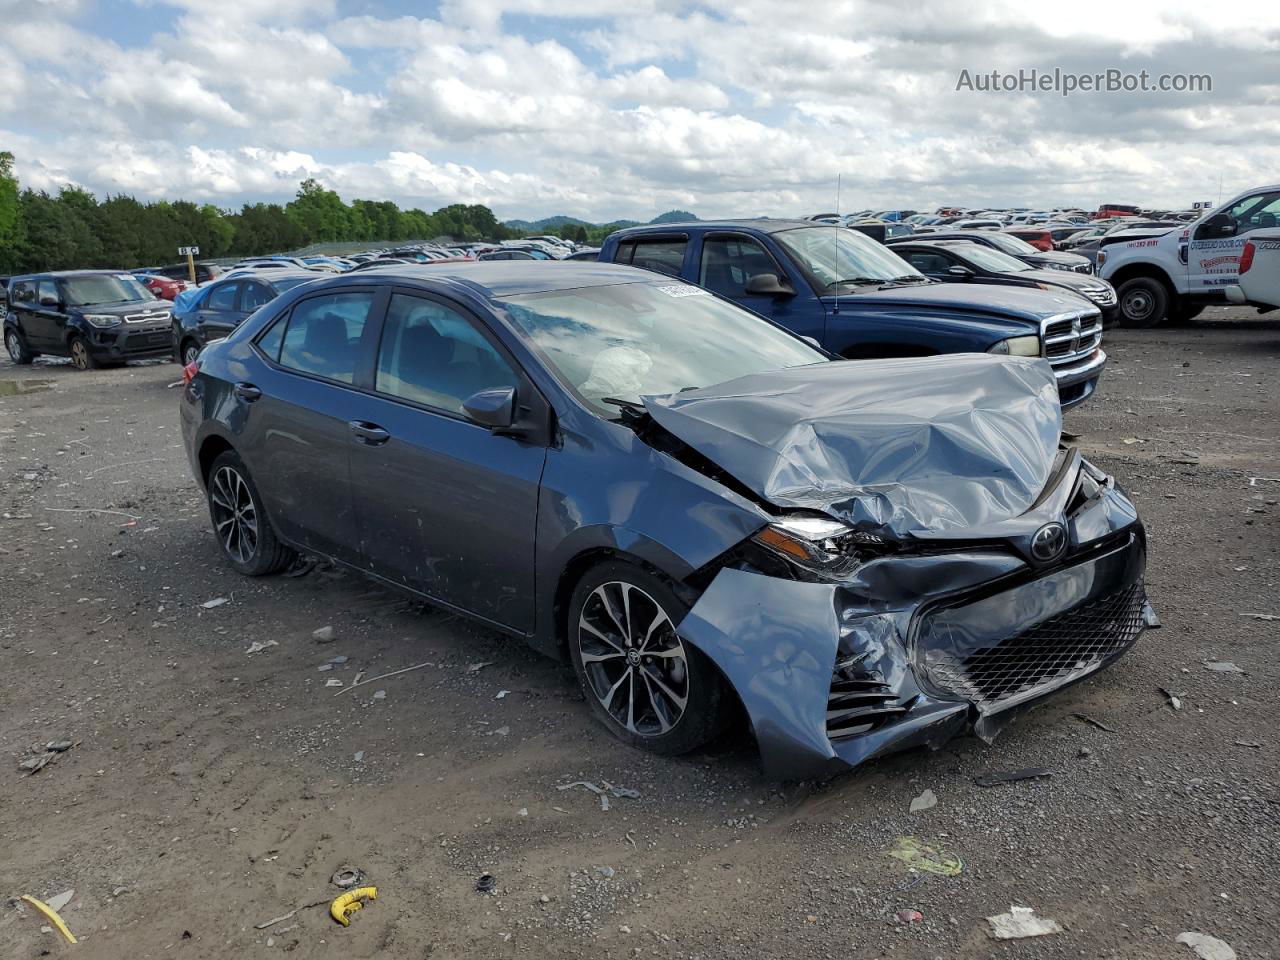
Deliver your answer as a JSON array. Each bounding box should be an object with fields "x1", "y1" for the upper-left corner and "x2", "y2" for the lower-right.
[
  {"x1": 611, "y1": 218, "x2": 826, "y2": 236},
  {"x1": 320, "y1": 261, "x2": 658, "y2": 298},
  {"x1": 9, "y1": 269, "x2": 140, "y2": 281}
]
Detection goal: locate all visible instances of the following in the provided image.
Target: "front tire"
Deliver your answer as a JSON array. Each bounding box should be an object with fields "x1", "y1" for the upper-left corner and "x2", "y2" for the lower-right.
[
  {"x1": 1116, "y1": 277, "x2": 1169, "y2": 328},
  {"x1": 68, "y1": 335, "x2": 101, "y2": 370},
  {"x1": 5, "y1": 329, "x2": 33, "y2": 365},
  {"x1": 568, "y1": 561, "x2": 731, "y2": 756},
  {"x1": 206, "y1": 450, "x2": 296, "y2": 576}
]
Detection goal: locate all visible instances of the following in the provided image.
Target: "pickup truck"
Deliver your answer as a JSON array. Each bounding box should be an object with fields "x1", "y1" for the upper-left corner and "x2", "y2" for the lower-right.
[
  {"x1": 599, "y1": 220, "x2": 1106, "y2": 408},
  {"x1": 1096, "y1": 184, "x2": 1280, "y2": 326}
]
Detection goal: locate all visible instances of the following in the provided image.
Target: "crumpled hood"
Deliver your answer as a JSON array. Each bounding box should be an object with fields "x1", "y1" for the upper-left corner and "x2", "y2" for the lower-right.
[{"x1": 642, "y1": 355, "x2": 1062, "y2": 538}]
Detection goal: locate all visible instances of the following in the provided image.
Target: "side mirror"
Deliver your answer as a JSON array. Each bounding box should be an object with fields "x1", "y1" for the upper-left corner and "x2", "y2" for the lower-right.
[
  {"x1": 462, "y1": 386, "x2": 516, "y2": 431},
  {"x1": 744, "y1": 273, "x2": 795, "y2": 297},
  {"x1": 39, "y1": 295, "x2": 60, "y2": 307},
  {"x1": 1195, "y1": 213, "x2": 1235, "y2": 240},
  {"x1": 947, "y1": 265, "x2": 974, "y2": 278}
]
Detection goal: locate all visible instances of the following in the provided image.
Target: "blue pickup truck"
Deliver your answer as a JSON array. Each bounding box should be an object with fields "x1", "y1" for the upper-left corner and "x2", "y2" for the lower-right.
[{"x1": 599, "y1": 220, "x2": 1107, "y2": 408}]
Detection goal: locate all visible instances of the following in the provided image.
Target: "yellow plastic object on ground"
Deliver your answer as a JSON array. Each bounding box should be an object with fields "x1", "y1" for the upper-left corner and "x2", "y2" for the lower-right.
[
  {"x1": 886, "y1": 836, "x2": 963, "y2": 876},
  {"x1": 330, "y1": 886, "x2": 378, "y2": 926},
  {"x1": 20, "y1": 894, "x2": 78, "y2": 944}
]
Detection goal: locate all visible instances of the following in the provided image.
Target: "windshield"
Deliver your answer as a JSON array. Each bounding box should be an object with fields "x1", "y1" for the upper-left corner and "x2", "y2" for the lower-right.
[
  {"x1": 774, "y1": 227, "x2": 925, "y2": 290},
  {"x1": 957, "y1": 245, "x2": 1034, "y2": 273},
  {"x1": 498, "y1": 281, "x2": 826, "y2": 415},
  {"x1": 60, "y1": 274, "x2": 156, "y2": 306},
  {"x1": 979, "y1": 232, "x2": 1039, "y2": 256}
]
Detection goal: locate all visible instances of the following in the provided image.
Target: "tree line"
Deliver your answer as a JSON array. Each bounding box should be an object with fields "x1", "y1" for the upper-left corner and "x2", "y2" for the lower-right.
[{"x1": 0, "y1": 153, "x2": 520, "y2": 273}]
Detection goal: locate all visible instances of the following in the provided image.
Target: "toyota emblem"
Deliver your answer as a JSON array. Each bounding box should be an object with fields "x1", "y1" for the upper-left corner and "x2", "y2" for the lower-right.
[{"x1": 1030, "y1": 522, "x2": 1068, "y2": 563}]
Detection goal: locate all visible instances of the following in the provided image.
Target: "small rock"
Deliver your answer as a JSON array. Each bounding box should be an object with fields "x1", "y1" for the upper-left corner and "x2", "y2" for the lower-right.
[
  {"x1": 539, "y1": 894, "x2": 550, "y2": 903},
  {"x1": 313, "y1": 626, "x2": 336, "y2": 643},
  {"x1": 317, "y1": 664, "x2": 333, "y2": 672},
  {"x1": 112, "y1": 886, "x2": 128, "y2": 897},
  {"x1": 353, "y1": 751, "x2": 364, "y2": 762},
  {"x1": 1204, "y1": 661, "x2": 1244, "y2": 674},
  {"x1": 1176, "y1": 932, "x2": 1237, "y2": 960},
  {"x1": 201, "y1": 597, "x2": 229, "y2": 609},
  {"x1": 595, "y1": 866, "x2": 615, "y2": 878},
  {"x1": 1078, "y1": 747, "x2": 1093, "y2": 758},
  {"x1": 46, "y1": 740, "x2": 73, "y2": 753},
  {"x1": 372, "y1": 690, "x2": 386, "y2": 701},
  {"x1": 896, "y1": 909, "x2": 923, "y2": 924},
  {"x1": 619, "y1": 925, "x2": 632, "y2": 934},
  {"x1": 909, "y1": 789, "x2": 936, "y2": 813},
  {"x1": 517, "y1": 808, "x2": 528, "y2": 817}
]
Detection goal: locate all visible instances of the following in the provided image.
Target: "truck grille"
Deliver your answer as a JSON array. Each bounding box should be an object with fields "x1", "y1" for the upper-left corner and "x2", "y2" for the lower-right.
[
  {"x1": 924, "y1": 580, "x2": 1147, "y2": 711},
  {"x1": 1043, "y1": 311, "x2": 1102, "y2": 364}
]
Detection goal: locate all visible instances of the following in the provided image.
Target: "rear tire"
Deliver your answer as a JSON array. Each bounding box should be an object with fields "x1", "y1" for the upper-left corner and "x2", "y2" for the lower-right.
[
  {"x1": 5, "y1": 329, "x2": 33, "y2": 365},
  {"x1": 180, "y1": 339, "x2": 201, "y2": 367},
  {"x1": 68, "y1": 335, "x2": 101, "y2": 370},
  {"x1": 568, "y1": 560, "x2": 731, "y2": 756},
  {"x1": 1116, "y1": 277, "x2": 1168, "y2": 328},
  {"x1": 206, "y1": 450, "x2": 296, "y2": 576}
]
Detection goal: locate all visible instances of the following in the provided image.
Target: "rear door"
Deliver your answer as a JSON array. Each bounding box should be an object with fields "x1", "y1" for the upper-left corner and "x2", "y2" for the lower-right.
[
  {"x1": 343, "y1": 290, "x2": 548, "y2": 631},
  {"x1": 237, "y1": 280, "x2": 276, "y2": 325},
  {"x1": 7, "y1": 281, "x2": 45, "y2": 347},
  {"x1": 197, "y1": 281, "x2": 243, "y2": 344},
  {"x1": 239, "y1": 287, "x2": 385, "y2": 563},
  {"x1": 28, "y1": 279, "x2": 68, "y2": 350}
]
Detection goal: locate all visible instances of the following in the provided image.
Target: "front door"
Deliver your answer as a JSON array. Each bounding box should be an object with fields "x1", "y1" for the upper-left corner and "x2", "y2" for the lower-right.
[
  {"x1": 695, "y1": 233, "x2": 827, "y2": 343},
  {"x1": 345, "y1": 291, "x2": 547, "y2": 632},
  {"x1": 1188, "y1": 189, "x2": 1280, "y2": 295}
]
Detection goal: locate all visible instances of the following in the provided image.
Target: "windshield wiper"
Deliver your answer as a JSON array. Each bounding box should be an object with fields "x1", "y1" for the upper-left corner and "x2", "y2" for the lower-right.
[
  {"x1": 600, "y1": 396, "x2": 650, "y2": 422},
  {"x1": 829, "y1": 277, "x2": 887, "y2": 287}
]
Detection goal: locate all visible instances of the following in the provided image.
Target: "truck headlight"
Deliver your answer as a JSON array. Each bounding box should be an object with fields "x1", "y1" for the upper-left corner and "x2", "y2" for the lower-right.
[
  {"x1": 988, "y1": 335, "x2": 1041, "y2": 357},
  {"x1": 83, "y1": 314, "x2": 121, "y2": 328}
]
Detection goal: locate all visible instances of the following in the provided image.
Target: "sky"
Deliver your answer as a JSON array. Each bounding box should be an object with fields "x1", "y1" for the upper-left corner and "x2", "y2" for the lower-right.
[{"x1": 0, "y1": 0, "x2": 1276, "y2": 222}]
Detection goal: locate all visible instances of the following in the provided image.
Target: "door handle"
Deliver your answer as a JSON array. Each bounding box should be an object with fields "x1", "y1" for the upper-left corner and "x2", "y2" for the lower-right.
[
  {"x1": 348, "y1": 420, "x2": 390, "y2": 445},
  {"x1": 233, "y1": 382, "x2": 262, "y2": 402}
]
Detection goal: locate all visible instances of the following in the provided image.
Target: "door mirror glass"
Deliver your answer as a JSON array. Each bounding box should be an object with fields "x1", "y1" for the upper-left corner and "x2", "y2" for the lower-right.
[
  {"x1": 744, "y1": 272, "x2": 795, "y2": 297},
  {"x1": 462, "y1": 386, "x2": 516, "y2": 430},
  {"x1": 947, "y1": 264, "x2": 974, "y2": 278}
]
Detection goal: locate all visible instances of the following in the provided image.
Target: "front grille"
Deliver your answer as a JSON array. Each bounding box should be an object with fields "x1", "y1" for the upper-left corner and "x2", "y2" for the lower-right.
[
  {"x1": 124, "y1": 310, "x2": 171, "y2": 324},
  {"x1": 924, "y1": 580, "x2": 1146, "y2": 710},
  {"x1": 1044, "y1": 311, "x2": 1102, "y2": 364},
  {"x1": 826, "y1": 656, "x2": 911, "y2": 741}
]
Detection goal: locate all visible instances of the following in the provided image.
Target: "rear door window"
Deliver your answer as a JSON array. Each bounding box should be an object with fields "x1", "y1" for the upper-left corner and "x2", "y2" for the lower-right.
[
  {"x1": 277, "y1": 292, "x2": 375, "y2": 384},
  {"x1": 207, "y1": 283, "x2": 240, "y2": 311},
  {"x1": 240, "y1": 282, "x2": 274, "y2": 312},
  {"x1": 613, "y1": 237, "x2": 687, "y2": 277}
]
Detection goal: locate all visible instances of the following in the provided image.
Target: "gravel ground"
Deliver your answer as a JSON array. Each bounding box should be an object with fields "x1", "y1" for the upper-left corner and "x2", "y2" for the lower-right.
[{"x1": 1, "y1": 307, "x2": 1277, "y2": 959}]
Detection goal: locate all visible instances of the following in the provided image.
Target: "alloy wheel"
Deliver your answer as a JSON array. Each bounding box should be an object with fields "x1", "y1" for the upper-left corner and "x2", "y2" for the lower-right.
[
  {"x1": 577, "y1": 581, "x2": 689, "y2": 737},
  {"x1": 183, "y1": 343, "x2": 200, "y2": 366},
  {"x1": 209, "y1": 465, "x2": 259, "y2": 565},
  {"x1": 6, "y1": 332, "x2": 21, "y2": 362},
  {"x1": 70, "y1": 340, "x2": 90, "y2": 370}
]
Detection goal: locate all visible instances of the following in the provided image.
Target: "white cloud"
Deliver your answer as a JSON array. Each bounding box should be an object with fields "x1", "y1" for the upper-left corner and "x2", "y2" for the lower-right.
[{"x1": 0, "y1": 0, "x2": 1276, "y2": 220}]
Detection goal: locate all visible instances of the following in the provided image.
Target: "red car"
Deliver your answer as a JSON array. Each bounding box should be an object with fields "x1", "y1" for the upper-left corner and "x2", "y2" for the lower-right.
[
  {"x1": 1002, "y1": 227, "x2": 1055, "y2": 252},
  {"x1": 136, "y1": 273, "x2": 187, "y2": 301}
]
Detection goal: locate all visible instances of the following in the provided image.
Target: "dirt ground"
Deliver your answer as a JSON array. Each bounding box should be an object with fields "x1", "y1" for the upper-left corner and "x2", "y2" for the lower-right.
[{"x1": 2, "y1": 308, "x2": 1277, "y2": 960}]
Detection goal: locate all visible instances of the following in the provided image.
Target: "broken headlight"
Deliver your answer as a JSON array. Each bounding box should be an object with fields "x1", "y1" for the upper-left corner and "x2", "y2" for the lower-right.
[{"x1": 751, "y1": 515, "x2": 874, "y2": 581}]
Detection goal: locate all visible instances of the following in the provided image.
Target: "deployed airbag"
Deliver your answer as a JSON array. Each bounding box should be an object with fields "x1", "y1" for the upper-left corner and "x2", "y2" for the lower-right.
[{"x1": 643, "y1": 355, "x2": 1061, "y2": 538}]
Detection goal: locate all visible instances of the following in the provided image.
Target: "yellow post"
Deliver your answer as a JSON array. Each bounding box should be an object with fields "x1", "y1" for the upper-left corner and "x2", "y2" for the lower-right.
[{"x1": 186, "y1": 250, "x2": 196, "y2": 285}]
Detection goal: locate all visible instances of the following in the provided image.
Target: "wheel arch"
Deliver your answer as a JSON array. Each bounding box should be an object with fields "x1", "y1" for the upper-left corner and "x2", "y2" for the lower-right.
[
  {"x1": 1107, "y1": 261, "x2": 1178, "y2": 300},
  {"x1": 197, "y1": 434, "x2": 236, "y2": 487}
]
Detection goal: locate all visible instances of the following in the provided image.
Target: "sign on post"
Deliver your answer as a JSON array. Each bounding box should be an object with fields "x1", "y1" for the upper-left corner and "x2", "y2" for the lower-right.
[{"x1": 178, "y1": 246, "x2": 200, "y2": 284}]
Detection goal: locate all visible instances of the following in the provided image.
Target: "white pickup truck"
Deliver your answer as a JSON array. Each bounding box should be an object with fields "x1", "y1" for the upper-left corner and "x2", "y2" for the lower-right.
[
  {"x1": 1228, "y1": 230, "x2": 1280, "y2": 310},
  {"x1": 1096, "y1": 184, "x2": 1280, "y2": 326}
]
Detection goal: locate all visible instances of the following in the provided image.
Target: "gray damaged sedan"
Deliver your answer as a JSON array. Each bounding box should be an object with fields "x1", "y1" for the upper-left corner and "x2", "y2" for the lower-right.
[{"x1": 179, "y1": 262, "x2": 1157, "y2": 779}]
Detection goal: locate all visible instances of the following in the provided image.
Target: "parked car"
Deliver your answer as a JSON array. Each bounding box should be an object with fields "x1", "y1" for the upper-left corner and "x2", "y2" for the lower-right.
[
  {"x1": 951, "y1": 218, "x2": 1004, "y2": 230},
  {"x1": 893, "y1": 230, "x2": 1095, "y2": 273},
  {"x1": 1094, "y1": 203, "x2": 1142, "y2": 220},
  {"x1": 566, "y1": 248, "x2": 602, "y2": 261},
  {"x1": 4, "y1": 271, "x2": 173, "y2": 369},
  {"x1": 134, "y1": 272, "x2": 188, "y2": 301},
  {"x1": 601, "y1": 220, "x2": 1106, "y2": 408},
  {"x1": 150, "y1": 262, "x2": 223, "y2": 284},
  {"x1": 171, "y1": 270, "x2": 319, "y2": 366},
  {"x1": 179, "y1": 262, "x2": 1155, "y2": 779},
  {"x1": 479, "y1": 250, "x2": 539, "y2": 261},
  {"x1": 891, "y1": 239, "x2": 1120, "y2": 326}
]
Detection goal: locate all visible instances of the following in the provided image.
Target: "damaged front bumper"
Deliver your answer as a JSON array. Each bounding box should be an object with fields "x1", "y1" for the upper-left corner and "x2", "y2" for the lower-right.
[{"x1": 677, "y1": 480, "x2": 1157, "y2": 781}]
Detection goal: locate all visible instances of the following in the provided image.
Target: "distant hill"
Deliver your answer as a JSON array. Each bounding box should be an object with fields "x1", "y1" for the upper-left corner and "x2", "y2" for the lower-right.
[{"x1": 503, "y1": 210, "x2": 698, "y2": 232}]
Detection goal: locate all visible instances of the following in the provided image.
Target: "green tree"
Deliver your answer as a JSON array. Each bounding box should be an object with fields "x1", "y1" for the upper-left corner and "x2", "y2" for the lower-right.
[{"x1": 285, "y1": 178, "x2": 351, "y2": 244}]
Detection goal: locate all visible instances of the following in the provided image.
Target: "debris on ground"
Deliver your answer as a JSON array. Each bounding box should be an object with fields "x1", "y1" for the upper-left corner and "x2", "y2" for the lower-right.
[
  {"x1": 1159, "y1": 687, "x2": 1183, "y2": 710},
  {"x1": 245, "y1": 639, "x2": 278, "y2": 655},
  {"x1": 1203, "y1": 660, "x2": 1245, "y2": 674},
  {"x1": 18, "y1": 740, "x2": 74, "y2": 775},
  {"x1": 255, "y1": 899, "x2": 329, "y2": 930},
  {"x1": 45, "y1": 890, "x2": 74, "y2": 912},
  {"x1": 594, "y1": 866, "x2": 615, "y2": 878},
  {"x1": 201, "y1": 597, "x2": 229, "y2": 609},
  {"x1": 1241, "y1": 612, "x2": 1279, "y2": 621},
  {"x1": 465, "y1": 661, "x2": 495, "y2": 673},
  {"x1": 324, "y1": 678, "x2": 343, "y2": 688},
  {"x1": 313, "y1": 625, "x2": 336, "y2": 643},
  {"x1": 886, "y1": 836, "x2": 963, "y2": 877},
  {"x1": 476, "y1": 873, "x2": 497, "y2": 894},
  {"x1": 556, "y1": 779, "x2": 641, "y2": 811},
  {"x1": 1234, "y1": 740, "x2": 1262, "y2": 748},
  {"x1": 1176, "y1": 931, "x2": 1238, "y2": 959},
  {"x1": 496, "y1": 689, "x2": 510, "y2": 699},
  {"x1": 372, "y1": 689, "x2": 387, "y2": 701},
  {"x1": 335, "y1": 661, "x2": 434, "y2": 697},
  {"x1": 1073, "y1": 713, "x2": 1117, "y2": 732},
  {"x1": 986, "y1": 905, "x2": 1063, "y2": 940},
  {"x1": 19, "y1": 894, "x2": 78, "y2": 944},
  {"x1": 330, "y1": 886, "x2": 377, "y2": 926},
  {"x1": 909, "y1": 789, "x2": 937, "y2": 813},
  {"x1": 331, "y1": 866, "x2": 367, "y2": 889},
  {"x1": 285, "y1": 557, "x2": 318, "y2": 578},
  {"x1": 896, "y1": 909, "x2": 923, "y2": 924},
  {"x1": 353, "y1": 751, "x2": 364, "y2": 762},
  {"x1": 974, "y1": 768, "x2": 1052, "y2": 788}
]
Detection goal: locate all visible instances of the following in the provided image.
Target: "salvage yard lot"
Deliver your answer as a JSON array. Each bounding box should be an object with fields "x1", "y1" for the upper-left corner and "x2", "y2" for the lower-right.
[{"x1": 2, "y1": 310, "x2": 1277, "y2": 959}]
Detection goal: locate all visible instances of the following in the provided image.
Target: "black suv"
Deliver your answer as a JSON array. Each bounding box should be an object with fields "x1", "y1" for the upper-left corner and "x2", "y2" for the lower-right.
[{"x1": 5, "y1": 271, "x2": 174, "y2": 369}]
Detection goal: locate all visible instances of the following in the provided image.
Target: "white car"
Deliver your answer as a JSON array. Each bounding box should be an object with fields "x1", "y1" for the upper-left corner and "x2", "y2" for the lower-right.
[{"x1": 1228, "y1": 229, "x2": 1280, "y2": 310}]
